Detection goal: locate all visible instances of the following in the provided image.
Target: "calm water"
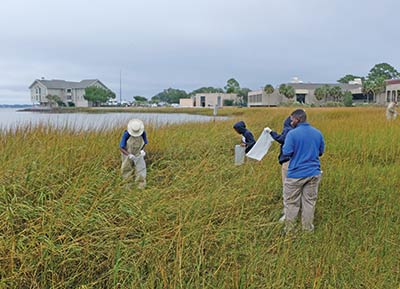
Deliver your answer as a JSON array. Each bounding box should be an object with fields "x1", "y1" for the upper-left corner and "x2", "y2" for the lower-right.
[{"x1": 0, "y1": 108, "x2": 226, "y2": 132}]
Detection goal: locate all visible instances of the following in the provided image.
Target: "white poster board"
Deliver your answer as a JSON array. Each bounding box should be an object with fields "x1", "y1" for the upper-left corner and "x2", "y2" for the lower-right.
[{"x1": 246, "y1": 130, "x2": 274, "y2": 161}]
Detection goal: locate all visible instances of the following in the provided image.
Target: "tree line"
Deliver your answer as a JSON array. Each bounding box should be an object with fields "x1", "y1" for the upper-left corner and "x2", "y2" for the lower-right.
[
  {"x1": 264, "y1": 62, "x2": 400, "y2": 104},
  {"x1": 147, "y1": 63, "x2": 399, "y2": 105},
  {"x1": 46, "y1": 62, "x2": 399, "y2": 107},
  {"x1": 337, "y1": 62, "x2": 400, "y2": 99},
  {"x1": 145, "y1": 78, "x2": 250, "y2": 105}
]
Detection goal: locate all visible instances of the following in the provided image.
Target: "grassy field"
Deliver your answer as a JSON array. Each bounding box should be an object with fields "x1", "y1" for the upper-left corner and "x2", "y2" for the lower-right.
[{"x1": 1, "y1": 107, "x2": 399, "y2": 288}]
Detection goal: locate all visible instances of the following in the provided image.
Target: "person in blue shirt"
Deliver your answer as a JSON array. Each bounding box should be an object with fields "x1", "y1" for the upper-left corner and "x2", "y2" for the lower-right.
[
  {"x1": 282, "y1": 109, "x2": 325, "y2": 232},
  {"x1": 233, "y1": 121, "x2": 256, "y2": 153},
  {"x1": 120, "y1": 119, "x2": 148, "y2": 189},
  {"x1": 264, "y1": 116, "x2": 295, "y2": 222}
]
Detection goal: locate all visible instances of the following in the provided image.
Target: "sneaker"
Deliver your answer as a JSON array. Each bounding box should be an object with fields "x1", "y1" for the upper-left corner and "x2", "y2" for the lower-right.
[{"x1": 278, "y1": 214, "x2": 286, "y2": 223}]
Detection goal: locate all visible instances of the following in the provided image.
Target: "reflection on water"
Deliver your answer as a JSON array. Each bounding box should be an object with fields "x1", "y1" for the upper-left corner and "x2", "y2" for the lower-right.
[{"x1": 0, "y1": 108, "x2": 227, "y2": 132}]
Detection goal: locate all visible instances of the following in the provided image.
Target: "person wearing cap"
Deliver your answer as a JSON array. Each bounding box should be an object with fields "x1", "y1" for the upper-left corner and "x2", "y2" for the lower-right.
[{"x1": 119, "y1": 119, "x2": 148, "y2": 188}]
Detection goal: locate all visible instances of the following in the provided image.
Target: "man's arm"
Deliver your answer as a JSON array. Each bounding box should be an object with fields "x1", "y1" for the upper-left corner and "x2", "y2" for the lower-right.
[
  {"x1": 319, "y1": 135, "x2": 325, "y2": 157},
  {"x1": 270, "y1": 127, "x2": 291, "y2": 144},
  {"x1": 119, "y1": 131, "x2": 130, "y2": 156}
]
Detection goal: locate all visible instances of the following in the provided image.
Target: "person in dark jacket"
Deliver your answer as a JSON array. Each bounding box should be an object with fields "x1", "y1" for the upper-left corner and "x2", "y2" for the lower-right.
[
  {"x1": 264, "y1": 116, "x2": 294, "y2": 222},
  {"x1": 233, "y1": 121, "x2": 256, "y2": 153}
]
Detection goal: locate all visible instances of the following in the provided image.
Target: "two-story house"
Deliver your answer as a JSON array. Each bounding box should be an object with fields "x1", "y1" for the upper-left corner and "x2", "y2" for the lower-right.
[{"x1": 29, "y1": 78, "x2": 113, "y2": 107}]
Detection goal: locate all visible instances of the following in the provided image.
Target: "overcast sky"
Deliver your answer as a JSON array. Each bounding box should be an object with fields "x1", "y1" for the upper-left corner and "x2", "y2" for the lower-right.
[{"x1": 1, "y1": 0, "x2": 399, "y2": 104}]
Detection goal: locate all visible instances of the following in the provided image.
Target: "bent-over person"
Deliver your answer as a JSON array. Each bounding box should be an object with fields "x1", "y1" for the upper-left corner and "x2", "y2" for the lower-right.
[{"x1": 120, "y1": 119, "x2": 148, "y2": 189}]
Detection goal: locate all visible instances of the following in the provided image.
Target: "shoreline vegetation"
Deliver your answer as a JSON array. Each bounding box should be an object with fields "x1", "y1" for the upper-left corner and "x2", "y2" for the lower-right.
[
  {"x1": 1, "y1": 107, "x2": 399, "y2": 288},
  {"x1": 18, "y1": 106, "x2": 238, "y2": 116},
  {"x1": 16, "y1": 106, "x2": 246, "y2": 118}
]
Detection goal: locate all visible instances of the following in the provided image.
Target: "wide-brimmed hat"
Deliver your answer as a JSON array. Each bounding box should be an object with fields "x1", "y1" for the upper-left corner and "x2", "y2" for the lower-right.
[{"x1": 127, "y1": 119, "x2": 144, "y2": 137}]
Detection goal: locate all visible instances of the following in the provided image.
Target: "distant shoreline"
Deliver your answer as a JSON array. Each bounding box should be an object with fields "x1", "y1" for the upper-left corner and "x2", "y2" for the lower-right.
[
  {"x1": 14, "y1": 106, "x2": 224, "y2": 116},
  {"x1": 0, "y1": 104, "x2": 32, "y2": 109}
]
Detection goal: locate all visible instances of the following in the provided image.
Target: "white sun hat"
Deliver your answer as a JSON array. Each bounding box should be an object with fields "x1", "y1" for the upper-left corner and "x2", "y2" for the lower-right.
[{"x1": 127, "y1": 119, "x2": 144, "y2": 137}]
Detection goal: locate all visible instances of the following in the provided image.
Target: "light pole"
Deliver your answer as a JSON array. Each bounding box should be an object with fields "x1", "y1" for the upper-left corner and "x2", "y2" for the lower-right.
[{"x1": 119, "y1": 70, "x2": 122, "y2": 104}]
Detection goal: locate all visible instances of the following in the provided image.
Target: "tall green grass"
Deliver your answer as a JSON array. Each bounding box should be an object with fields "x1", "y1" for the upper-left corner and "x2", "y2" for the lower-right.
[{"x1": 1, "y1": 107, "x2": 399, "y2": 288}]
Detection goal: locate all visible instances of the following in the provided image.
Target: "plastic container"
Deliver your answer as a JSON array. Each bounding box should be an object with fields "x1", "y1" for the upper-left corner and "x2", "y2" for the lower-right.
[{"x1": 234, "y1": 144, "x2": 245, "y2": 165}]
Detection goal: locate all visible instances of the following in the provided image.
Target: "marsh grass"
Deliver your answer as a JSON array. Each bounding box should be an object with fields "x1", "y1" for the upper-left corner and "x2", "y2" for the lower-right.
[{"x1": 1, "y1": 107, "x2": 399, "y2": 288}]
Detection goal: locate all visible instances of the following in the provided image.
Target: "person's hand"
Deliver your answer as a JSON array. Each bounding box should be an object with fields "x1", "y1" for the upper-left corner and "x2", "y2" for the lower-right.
[
  {"x1": 240, "y1": 143, "x2": 246, "y2": 147},
  {"x1": 264, "y1": 127, "x2": 272, "y2": 134},
  {"x1": 140, "y1": 150, "x2": 146, "y2": 157},
  {"x1": 128, "y1": 154, "x2": 136, "y2": 160}
]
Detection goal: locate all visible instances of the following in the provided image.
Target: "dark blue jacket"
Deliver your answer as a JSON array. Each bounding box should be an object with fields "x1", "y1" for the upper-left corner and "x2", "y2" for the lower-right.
[
  {"x1": 270, "y1": 116, "x2": 294, "y2": 164},
  {"x1": 233, "y1": 121, "x2": 255, "y2": 153}
]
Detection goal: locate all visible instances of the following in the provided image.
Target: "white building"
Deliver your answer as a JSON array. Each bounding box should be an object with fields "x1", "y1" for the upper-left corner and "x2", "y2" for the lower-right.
[
  {"x1": 248, "y1": 82, "x2": 365, "y2": 107},
  {"x1": 385, "y1": 79, "x2": 400, "y2": 103},
  {"x1": 193, "y1": 93, "x2": 238, "y2": 108}
]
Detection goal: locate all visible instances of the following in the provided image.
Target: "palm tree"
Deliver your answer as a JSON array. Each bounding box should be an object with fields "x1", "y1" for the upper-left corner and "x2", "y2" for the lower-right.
[{"x1": 264, "y1": 84, "x2": 274, "y2": 95}]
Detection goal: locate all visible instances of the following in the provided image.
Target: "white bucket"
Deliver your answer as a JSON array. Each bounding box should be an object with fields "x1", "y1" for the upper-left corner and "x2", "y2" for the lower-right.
[{"x1": 234, "y1": 144, "x2": 245, "y2": 165}]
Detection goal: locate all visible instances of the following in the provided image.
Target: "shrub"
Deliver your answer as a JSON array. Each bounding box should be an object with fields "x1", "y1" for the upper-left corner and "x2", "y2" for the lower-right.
[
  {"x1": 343, "y1": 91, "x2": 353, "y2": 107},
  {"x1": 223, "y1": 99, "x2": 234, "y2": 106}
]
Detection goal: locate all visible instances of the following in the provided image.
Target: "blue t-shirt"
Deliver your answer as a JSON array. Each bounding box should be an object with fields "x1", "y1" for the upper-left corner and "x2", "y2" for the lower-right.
[
  {"x1": 119, "y1": 130, "x2": 148, "y2": 149},
  {"x1": 282, "y1": 123, "x2": 324, "y2": 178}
]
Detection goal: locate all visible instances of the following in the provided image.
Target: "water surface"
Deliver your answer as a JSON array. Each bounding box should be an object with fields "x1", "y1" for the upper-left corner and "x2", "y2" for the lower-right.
[{"x1": 0, "y1": 108, "x2": 226, "y2": 132}]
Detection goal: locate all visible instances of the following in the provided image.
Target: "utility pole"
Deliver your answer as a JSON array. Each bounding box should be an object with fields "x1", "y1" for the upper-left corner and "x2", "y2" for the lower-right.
[{"x1": 119, "y1": 70, "x2": 122, "y2": 104}]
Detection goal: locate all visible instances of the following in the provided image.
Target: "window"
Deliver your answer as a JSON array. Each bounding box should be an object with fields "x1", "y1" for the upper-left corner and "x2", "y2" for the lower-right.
[
  {"x1": 35, "y1": 87, "x2": 41, "y2": 101},
  {"x1": 200, "y1": 96, "x2": 206, "y2": 107},
  {"x1": 66, "y1": 88, "x2": 72, "y2": 100},
  {"x1": 387, "y1": 91, "x2": 391, "y2": 102},
  {"x1": 397, "y1": 90, "x2": 400, "y2": 102},
  {"x1": 392, "y1": 90, "x2": 397, "y2": 102}
]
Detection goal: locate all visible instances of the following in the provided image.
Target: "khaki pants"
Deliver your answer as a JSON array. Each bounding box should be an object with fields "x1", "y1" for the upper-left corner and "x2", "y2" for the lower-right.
[
  {"x1": 281, "y1": 161, "x2": 289, "y2": 185},
  {"x1": 280, "y1": 162, "x2": 289, "y2": 216},
  {"x1": 283, "y1": 174, "x2": 322, "y2": 231}
]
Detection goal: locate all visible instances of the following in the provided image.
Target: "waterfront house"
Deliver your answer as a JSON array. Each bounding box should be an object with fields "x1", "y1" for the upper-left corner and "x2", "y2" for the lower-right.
[{"x1": 29, "y1": 78, "x2": 113, "y2": 107}]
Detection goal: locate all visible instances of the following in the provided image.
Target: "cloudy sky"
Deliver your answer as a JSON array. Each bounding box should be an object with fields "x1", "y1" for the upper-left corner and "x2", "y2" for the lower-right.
[{"x1": 1, "y1": 0, "x2": 399, "y2": 104}]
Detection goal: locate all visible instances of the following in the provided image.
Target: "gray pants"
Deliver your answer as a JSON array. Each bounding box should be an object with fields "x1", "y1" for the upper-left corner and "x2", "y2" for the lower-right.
[
  {"x1": 283, "y1": 174, "x2": 322, "y2": 231},
  {"x1": 121, "y1": 154, "x2": 147, "y2": 189}
]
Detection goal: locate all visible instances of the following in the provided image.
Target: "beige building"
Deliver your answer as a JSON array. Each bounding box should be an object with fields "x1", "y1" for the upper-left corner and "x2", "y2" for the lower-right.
[
  {"x1": 248, "y1": 82, "x2": 364, "y2": 107},
  {"x1": 29, "y1": 78, "x2": 113, "y2": 107},
  {"x1": 193, "y1": 93, "x2": 238, "y2": 108},
  {"x1": 385, "y1": 79, "x2": 400, "y2": 103},
  {"x1": 179, "y1": 98, "x2": 194, "y2": 107},
  {"x1": 248, "y1": 89, "x2": 282, "y2": 107}
]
